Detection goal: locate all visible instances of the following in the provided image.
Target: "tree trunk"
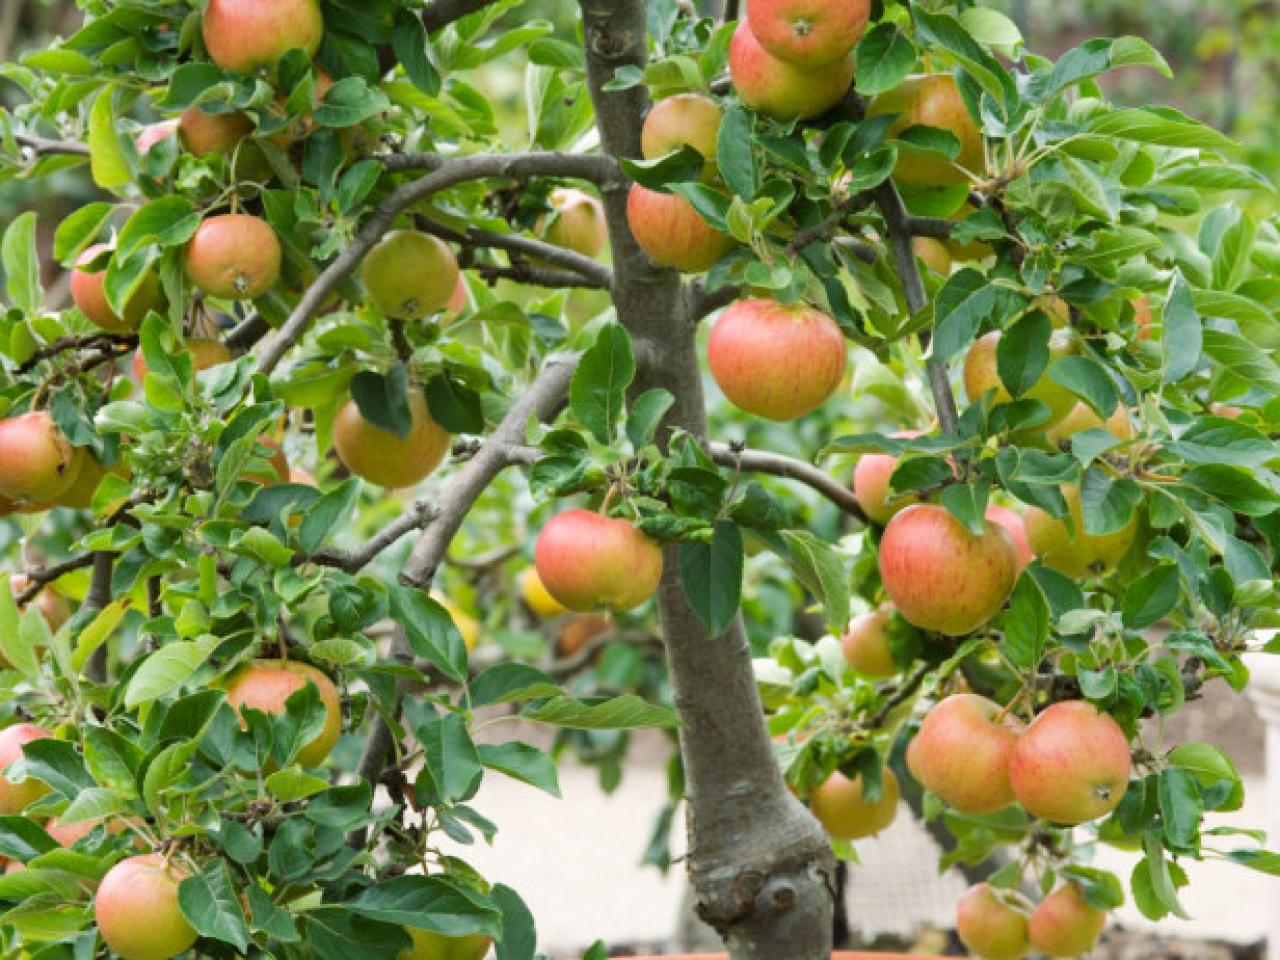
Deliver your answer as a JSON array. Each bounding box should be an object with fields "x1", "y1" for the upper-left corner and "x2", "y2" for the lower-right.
[{"x1": 578, "y1": 3, "x2": 836, "y2": 957}]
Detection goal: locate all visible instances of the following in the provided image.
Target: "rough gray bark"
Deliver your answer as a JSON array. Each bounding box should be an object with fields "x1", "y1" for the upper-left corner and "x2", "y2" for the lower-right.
[{"x1": 579, "y1": 2, "x2": 835, "y2": 956}]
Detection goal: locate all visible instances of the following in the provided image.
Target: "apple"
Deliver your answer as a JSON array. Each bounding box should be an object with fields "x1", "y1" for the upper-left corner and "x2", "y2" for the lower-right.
[
  {"x1": 519, "y1": 566, "x2": 570, "y2": 619},
  {"x1": 361, "y1": 230, "x2": 460, "y2": 320},
  {"x1": 133, "y1": 337, "x2": 232, "y2": 383},
  {"x1": 433, "y1": 593, "x2": 480, "y2": 652},
  {"x1": 224, "y1": 659, "x2": 343, "y2": 766},
  {"x1": 0, "y1": 412, "x2": 80, "y2": 503},
  {"x1": 47, "y1": 814, "x2": 130, "y2": 847},
  {"x1": 536, "y1": 188, "x2": 608, "y2": 260},
  {"x1": 1045, "y1": 403, "x2": 1133, "y2": 447},
  {"x1": 0, "y1": 724, "x2": 52, "y2": 815},
  {"x1": 626, "y1": 186, "x2": 735, "y2": 273},
  {"x1": 963, "y1": 329, "x2": 1078, "y2": 428},
  {"x1": 840, "y1": 606, "x2": 899, "y2": 679},
  {"x1": 332, "y1": 392, "x2": 451, "y2": 488},
  {"x1": 851, "y1": 430, "x2": 926, "y2": 526},
  {"x1": 906, "y1": 694, "x2": 1021, "y2": 815},
  {"x1": 71, "y1": 244, "x2": 164, "y2": 333},
  {"x1": 1028, "y1": 883, "x2": 1106, "y2": 958},
  {"x1": 399, "y1": 928, "x2": 492, "y2": 960},
  {"x1": 95, "y1": 854, "x2": 197, "y2": 960},
  {"x1": 1009, "y1": 700, "x2": 1130, "y2": 824},
  {"x1": 913, "y1": 237, "x2": 952, "y2": 275},
  {"x1": 1135, "y1": 296, "x2": 1154, "y2": 341},
  {"x1": 956, "y1": 883, "x2": 1030, "y2": 960},
  {"x1": 179, "y1": 106, "x2": 253, "y2": 157},
  {"x1": 878, "y1": 504, "x2": 1018, "y2": 636},
  {"x1": 728, "y1": 22, "x2": 855, "y2": 121},
  {"x1": 184, "y1": 214, "x2": 281, "y2": 300},
  {"x1": 557, "y1": 614, "x2": 612, "y2": 658},
  {"x1": 534, "y1": 510, "x2": 663, "y2": 613},
  {"x1": 1036, "y1": 295, "x2": 1071, "y2": 329},
  {"x1": 867, "y1": 74, "x2": 985, "y2": 187},
  {"x1": 136, "y1": 120, "x2": 179, "y2": 155},
  {"x1": 11, "y1": 574, "x2": 71, "y2": 631},
  {"x1": 745, "y1": 0, "x2": 870, "y2": 66},
  {"x1": 201, "y1": 0, "x2": 324, "y2": 74},
  {"x1": 984, "y1": 505, "x2": 1034, "y2": 571},
  {"x1": 642, "y1": 93, "x2": 723, "y2": 179},
  {"x1": 289, "y1": 467, "x2": 317, "y2": 486},
  {"x1": 1024, "y1": 484, "x2": 1135, "y2": 579},
  {"x1": 445, "y1": 275, "x2": 468, "y2": 318},
  {"x1": 707, "y1": 299, "x2": 847, "y2": 421},
  {"x1": 810, "y1": 767, "x2": 899, "y2": 841}
]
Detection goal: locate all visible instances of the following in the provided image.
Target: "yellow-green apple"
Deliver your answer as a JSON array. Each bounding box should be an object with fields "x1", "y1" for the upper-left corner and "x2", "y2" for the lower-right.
[
  {"x1": 642, "y1": 93, "x2": 723, "y2": 179},
  {"x1": 399, "y1": 929, "x2": 492, "y2": 960},
  {"x1": 94, "y1": 854, "x2": 196, "y2": 960},
  {"x1": 0, "y1": 412, "x2": 80, "y2": 503},
  {"x1": 519, "y1": 566, "x2": 570, "y2": 619},
  {"x1": 536, "y1": 188, "x2": 607, "y2": 259},
  {"x1": 1009, "y1": 700, "x2": 1130, "y2": 824},
  {"x1": 133, "y1": 337, "x2": 232, "y2": 383},
  {"x1": 332, "y1": 392, "x2": 451, "y2": 488},
  {"x1": 1028, "y1": 883, "x2": 1106, "y2": 958},
  {"x1": 179, "y1": 107, "x2": 253, "y2": 157},
  {"x1": 851, "y1": 430, "x2": 926, "y2": 526},
  {"x1": 745, "y1": 0, "x2": 870, "y2": 65},
  {"x1": 728, "y1": 22, "x2": 855, "y2": 121},
  {"x1": 201, "y1": 0, "x2": 324, "y2": 74},
  {"x1": 963, "y1": 329, "x2": 1078, "y2": 428},
  {"x1": 707, "y1": 299, "x2": 847, "y2": 420},
  {"x1": 184, "y1": 214, "x2": 281, "y2": 300},
  {"x1": 809, "y1": 767, "x2": 899, "y2": 840},
  {"x1": 956, "y1": 883, "x2": 1031, "y2": 960},
  {"x1": 1045, "y1": 403, "x2": 1133, "y2": 447},
  {"x1": 984, "y1": 505, "x2": 1034, "y2": 571},
  {"x1": 626, "y1": 186, "x2": 735, "y2": 273},
  {"x1": 0, "y1": 724, "x2": 52, "y2": 814},
  {"x1": 867, "y1": 74, "x2": 985, "y2": 187},
  {"x1": 914, "y1": 237, "x2": 952, "y2": 275},
  {"x1": 71, "y1": 244, "x2": 164, "y2": 333},
  {"x1": 906, "y1": 694, "x2": 1021, "y2": 815},
  {"x1": 1024, "y1": 484, "x2": 1135, "y2": 579},
  {"x1": 878, "y1": 504, "x2": 1018, "y2": 635},
  {"x1": 840, "y1": 606, "x2": 898, "y2": 679},
  {"x1": 534, "y1": 510, "x2": 663, "y2": 612},
  {"x1": 224, "y1": 659, "x2": 343, "y2": 766},
  {"x1": 361, "y1": 230, "x2": 460, "y2": 319}
]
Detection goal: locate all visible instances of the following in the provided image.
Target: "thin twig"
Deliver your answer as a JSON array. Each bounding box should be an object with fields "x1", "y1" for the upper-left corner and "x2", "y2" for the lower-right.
[
  {"x1": 84, "y1": 552, "x2": 114, "y2": 683},
  {"x1": 12, "y1": 132, "x2": 90, "y2": 158},
  {"x1": 16, "y1": 334, "x2": 137, "y2": 375},
  {"x1": 864, "y1": 662, "x2": 930, "y2": 730},
  {"x1": 307, "y1": 500, "x2": 440, "y2": 574},
  {"x1": 417, "y1": 218, "x2": 614, "y2": 288},
  {"x1": 15, "y1": 554, "x2": 96, "y2": 606},
  {"x1": 707, "y1": 443, "x2": 867, "y2": 522}
]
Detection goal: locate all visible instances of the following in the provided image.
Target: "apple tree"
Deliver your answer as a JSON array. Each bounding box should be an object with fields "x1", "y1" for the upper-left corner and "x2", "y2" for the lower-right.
[{"x1": 0, "y1": 1, "x2": 1279, "y2": 959}]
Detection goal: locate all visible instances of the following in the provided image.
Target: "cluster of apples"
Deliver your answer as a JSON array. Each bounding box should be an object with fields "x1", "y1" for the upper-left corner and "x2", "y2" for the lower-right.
[{"x1": 958, "y1": 880, "x2": 1107, "y2": 960}]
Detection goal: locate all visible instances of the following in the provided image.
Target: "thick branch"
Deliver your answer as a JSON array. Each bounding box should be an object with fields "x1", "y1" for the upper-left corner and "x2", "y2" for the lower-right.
[
  {"x1": 255, "y1": 153, "x2": 624, "y2": 375},
  {"x1": 400, "y1": 355, "x2": 580, "y2": 588},
  {"x1": 707, "y1": 443, "x2": 867, "y2": 522},
  {"x1": 307, "y1": 500, "x2": 440, "y2": 574}
]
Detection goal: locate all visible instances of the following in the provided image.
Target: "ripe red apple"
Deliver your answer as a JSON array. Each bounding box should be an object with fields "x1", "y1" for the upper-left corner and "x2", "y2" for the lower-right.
[
  {"x1": 878, "y1": 504, "x2": 1018, "y2": 636},
  {"x1": 840, "y1": 606, "x2": 898, "y2": 679},
  {"x1": 333, "y1": 392, "x2": 451, "y2": 489},
  {"x1": 225, "y1": 659, "x2": 343, "y2": 766},
  {"x1": 1028, "y1": 883, "x2": 1106, "y2": 958},
  {"x1": 906, "y1": 694, "x2": 1021, "y2": 815},
  {"x1": 71, "y1": 244, "x2": 164, "y2": 333},
  {"x1": 136, "y1": 120, "x2": 179, "y2": 155},
  {"x1": 0, "y1": 724, "x2": 52, "y2": 815},
  {"x1": 536, "y1": 188, "x2": 608, "y2": 260},
  {"x1": 95, "y1": 854, "x2": 197, "y2": 960},
  {"x1": 133, "y1": 336, "x2": 233, "y2": 383},
  {"x1": 729, "y1": 22, "x2": 854, "y2": 121},
  {"x1": 1024, "y1": 484, "x2": 1135, "y2": 579},
  {"x1": 184, "y1": 214, "x2": 281, "y2": 300},
  {"x1": 626, "y1": 186, "x2": 735, "y2": 273},
  {"x1": 399, "y1": 928, "x2": 492, "y2": 960},
  {"x1": 851, "y1": 429, "x2": 926, "y2": 526},
  {"x1": 1009, "y1": 700, "x2": 1130, "y2": 824},
  {"x1": 707, "y1": 299, "x2": 847, "y2": 421},
  {"x1": 963, "y1": 329, "x2": 1078, "y2": 428},
  {"x1": 0, "y1": 412, "x2": 80, "y2": 503},
  {"x1": 179, "y1": 107, "x2": 253, "y2": 157},
  {"x1": 867, "y1": 74, "x2": 985, "y2": 187},
  {"x1": 534, "y1": 510, "x2": 663, "y2": 613},
  {"x1": 201, "y1": 0, "x2": 324, "y2": 74},
  {"x1": 809, "y1": 767, "x2": 899, "y2": 841},
  {"x1": 956, "y1": 883, "x2": 1030, "y2": 960},
  {"x1": 913, "y1": 237, "x2": 952, "y2": 275},
  {"x1": 47, "y1": 814, "x2": 132, "y2": 847},
  {"x1": 984, "y1": 505, "x2": 1034, "y2": 571},
  {"x1": 745, "y1": 0, "x2": 870, "y2": 66},
  {"x1": 1045, "y1": 402, "x2": 1133, "y2": 447},
  {"x1": 361, "y1": 230, "x2": 460, "y2": 320},
  {"x1": 642, "y1": 93, "x2": 723, "y2": 178},
  {"x1": 11, "y1": 574, "x2": 71, "y2": 631}
]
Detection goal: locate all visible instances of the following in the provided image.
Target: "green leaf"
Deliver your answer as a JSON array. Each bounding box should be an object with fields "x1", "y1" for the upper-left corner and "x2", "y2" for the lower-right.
[
  {"x1": 1202, "y1": 329, "x2": 1280, "y2": 392},
  {"x1": 940, "y1": 481, "x2": 990, "y2": 536},
  {"x1": 478, "y1": 742, "x2": 561, "y2": 797},
  {"x1": 677, "y1": 520, "x2": 743, "y2": 637},
  {"x1": 87, "y1": 86, "x2": 131, "y2": 190},
  {"x1": 350, "y1": 876, "x2": 501, "y2": 936},
  {"x1": 415, "y1": 712, "x2": 482, "y2": 806},
  {"x1": 2, "y1": 213, "x2": 41, "y2": 315},
  {"x1": 468, "y1": 664, "x2": 561, "y2": 707},
  {"x1": 392, "y1": 10, "x2": 441, "y2": 96},
  {"x1": 774, "y1": 530, "x2": 851, "y2": 634},
  {"x1": 116, "y1": 198, "x2": 201, "y2": 261},
  {"x1": 142, "y1": 740, "x2": 198, "y2": 813},
  {"x1": 996, "y1": 309, "x2": 1051, "y2": 399},
  {"x1": 521, "y1": 694, "x2": 679, "y2": 730},
  {"x1": 626, "y1": 388, "x2": 674, "y2": 449},
  {"x1": 124, "y1": 637, "x2": 219, "y2": 707},
  {"x1": 492, "y1": 884, "x2": 538, "y2": 960},
  {"x1": 1048, "y1": 356, "x2": 1118, "y2": 418},
  {"x1": 1088, "y1": 107, "x2": 1235, "y2": 151},
  {"x1": 265, "y1": 767, "x2": 331, "y2": 802},
  {"x1": 1079, "y1": 469, "x2": 1142, "y2": 536},
  {"x1": 178, "y1": 862, "x2": 250, "y2": 952},
  {"x1": 1169, "y1": 742, "x2": 1244, "y2": 813},
  {"x1": 570, "y1": 324, "x2": 635, "y2": 444},
  {"x1": 388, "y1": 586, "x2": 467, "y2": 683},
  {"x1": 912, "y1": 11, "x2": 1015, "y2": 107},
  {"x1": 1183, "y1": 464, "x2": 1280, "y2": 516},
  {"x1": 716, "y1": 106, "x2": 758, "y2": 201},
  {"x1": 931, "y1": 269, "x2": 998, "y2": 363},
  {"x1": 307, "y1": 910, "x2": 408, "y2": 960},
  {"x1": 855, "y1": 23, "x2": 916, "y2": 97},
  {"x1": 350, "y1": 363, "x2": 413, "y2": 439},
  {"x1": 1001, "y1": 573, "x2": 1049, "y2": 670},
  {"x1": 52, "y1": 203, "x2": 114, "y2": 265},
  {"x1": 298, "y1": 478, "x2": 361, "y2": 555},
  {"x1": 1122, "y1": 564, "x2": 1181, "y2": 629},
  {"x1": 424, "y1": 372, "x2": 485, "y2": 435},
  {"x1": 0, "y1": 572, "x2": 38, "y2": 678},
  {"x1": 1158, "y1": 767, "x2": 1202, "y2": 850},
  {"x1": 72, "y1": 599, "x2": 129, "y2": 673}
]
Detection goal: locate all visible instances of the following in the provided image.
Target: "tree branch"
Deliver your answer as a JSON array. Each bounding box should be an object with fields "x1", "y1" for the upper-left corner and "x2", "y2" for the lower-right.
[
  {"x1": 416, "y1": 218, "x2": 614, "y2": 288},
  {"x1": 421, "y1": 0, "x2": 504, "y2": 32},
  {"x1": 400, "y1": 354, "x2": 580, "y2": 589},
  {"x1": 16, "y1": 334, "x2": 137, "y2": 376},
  {"x1": 707, "y1": 443, "x2": 867, "y2": 522},
  {"x1": 13, "y1": 131, "x2": 90, "y2": 158},
  {"x1": 84, "y1": 552, "x2": 114, "y2": 683},
  {"x1": 307, "y1": 500, "x2": 440, "y2": 574},
  {"x1": 224, "y1": 313, "x2": 270, "y2": 353},
  {"x1": 907, "y1": 216, "x2": 956, "y2": 240},
  {"x1": 15, "y1": 554, "x2": 96, "y2": 606},
  {"x1": 255, "y1": 153, "x2": 623, "y2": 375}
]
